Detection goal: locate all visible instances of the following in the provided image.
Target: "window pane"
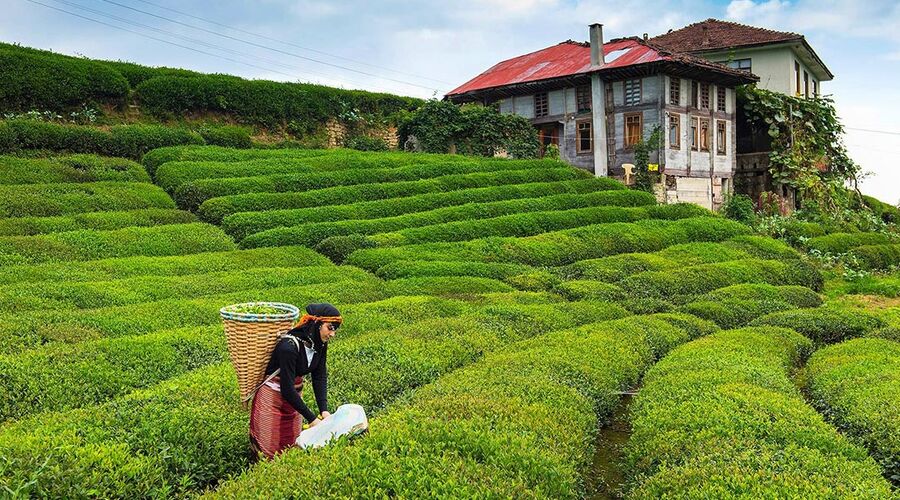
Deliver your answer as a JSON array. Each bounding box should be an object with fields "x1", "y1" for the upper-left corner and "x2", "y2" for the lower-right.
[
  {"x1": 577, "y1": 121, "x2": 592, "y2": 152},
  {"x1": 669, "y1": 115, "x2": 679, "y2": 148},
  {"x1": 717, "y1": 121, "x2": 727, "y2": 154},
  {"x1": 669, "y1": 78, "x2": 680, "y2": 105},
  {"x1": 576, "y1": 85, "x2": 591, "y2": 112}
]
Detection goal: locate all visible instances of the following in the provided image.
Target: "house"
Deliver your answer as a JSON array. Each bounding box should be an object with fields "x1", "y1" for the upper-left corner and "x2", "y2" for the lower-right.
[
  {"x1": 446, "y1": 24, "x2": 757, "y2": 209},
  {"x1": 651, "y1": 19, "x2": 834, "y2": 206},
  {"x1": 650, "y1": 19, "x2": 833, "y2": 98}
]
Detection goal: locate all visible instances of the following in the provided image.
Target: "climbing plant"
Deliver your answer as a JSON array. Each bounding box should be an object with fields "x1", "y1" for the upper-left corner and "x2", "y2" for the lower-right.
[
  {"x1": 738, "y1": 85, "x2": 859, "y2": 215},
  {"x1": 632, "y1": 126, "x2": 662, "y2": 193}
]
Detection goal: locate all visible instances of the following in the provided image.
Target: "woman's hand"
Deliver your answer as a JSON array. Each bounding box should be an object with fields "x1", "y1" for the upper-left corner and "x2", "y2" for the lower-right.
[
  {"x1": 320, "y1": 411, "x2": 331, "y2": 419},
  {"x1": 307, "y1": 417, "x2": 322, "y2": 428}
]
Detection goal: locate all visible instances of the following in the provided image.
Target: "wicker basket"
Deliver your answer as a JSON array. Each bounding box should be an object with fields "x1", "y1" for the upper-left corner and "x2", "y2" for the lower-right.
[{"x1": 220, "y1": 302, "x2": 300, "y2": 408}]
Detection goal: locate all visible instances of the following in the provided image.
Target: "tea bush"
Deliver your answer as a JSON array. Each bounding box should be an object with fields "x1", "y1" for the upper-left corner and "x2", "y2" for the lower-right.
[
  {"x1": 0, "y1": 154, "x2": 149, "y2": 184},
  {"x1": 750, "y1": 307, "x2": 886, "y2": 345},
  {"x1": 0, "y1": 208, "x2": 196, "y2": 237},
  {"x1": 848, "y1": 244, "x2": 900, "y2": 271},
  {"x1": 805, "y1": 232, "x2": 894, "y2": 254},
  {"x1": 0, "y1": 181, "x2": 173, "y2": 218}
]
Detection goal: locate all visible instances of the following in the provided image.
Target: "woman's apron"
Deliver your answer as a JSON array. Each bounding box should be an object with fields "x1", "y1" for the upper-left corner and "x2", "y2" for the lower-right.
[{"x1": 249, "y1": 336, "x2": 305, "y2": 459}]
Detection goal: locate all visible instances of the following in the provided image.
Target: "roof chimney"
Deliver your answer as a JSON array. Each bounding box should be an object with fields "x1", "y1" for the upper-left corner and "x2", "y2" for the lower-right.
[
  {"x1": 590, "y1": 23, "x2": 605, "y2": 68},
  {"x1": 701, "y1": 24, "x2": 710, "y2": 46},
  {"x1": 643, "y1": 33, "x2": 649, "y2": 41}
]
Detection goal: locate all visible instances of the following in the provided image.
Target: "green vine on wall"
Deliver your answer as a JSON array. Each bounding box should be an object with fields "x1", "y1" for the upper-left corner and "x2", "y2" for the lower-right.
[
  {"x1": 632, "y1": 126, "x2": 662, "y2": 193},
  {"x1": 738, "y1": 85, "x2": 860, "y2": 214}
]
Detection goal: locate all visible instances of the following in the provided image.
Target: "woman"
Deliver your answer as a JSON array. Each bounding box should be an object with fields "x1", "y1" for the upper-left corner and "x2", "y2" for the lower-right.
[{"x1": 249, "y1": 302, "x2": 342, "y2": 460}]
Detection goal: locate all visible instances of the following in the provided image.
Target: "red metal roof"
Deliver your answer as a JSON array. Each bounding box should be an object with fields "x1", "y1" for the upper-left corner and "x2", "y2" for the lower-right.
[{"x1": 447, "y1": 38, "x2": 666, "y2": 96}]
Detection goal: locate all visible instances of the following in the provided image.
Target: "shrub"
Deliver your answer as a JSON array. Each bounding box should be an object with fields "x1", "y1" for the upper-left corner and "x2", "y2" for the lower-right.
[
  {"x1": 750, "y1": 307, "x2": 886, "y2": 345},
  {"x1": 376, "y1": 260, "x2": 533, "y2": 281},
  {"x1": 345, "y1": 135, "x2": 389, "y2": 151},
  {"x1": 678, "y1": 298, "x2": 796, "y2": 329},
  {"x1": 0, "y1": 208, "x2": 196, "y2": 237},
  {"x1": 697, "y1": 283, "x2": 822, "y2": 308},
  {"x1": 805, "y1": 232, "x2": 894, "y2": 254},
  {"x1": 800, "y1": 338, "x2": 900, "y2": 485},
  {"x1": 198, "y1": 167, "x2": 589, "y2": 223},
  {"x1": 552, "y1": 280, "x2": 625, "y2": 302},
  {"x1": 625, "y1": 327, "x2": 891, "y2": 498},
  {"x1": 314, "y1": 234, "x2": 377, "y2": 264},
  {"x1": 0, "y1": 181, "x2": 173, "y2": 218},
  {"x1": 142, "y1": 145, "x2": 328, "y2": 176},
  {"x1": 0, "y1": 223, "x2": 235, "y2": 265},
  {"x1": 0, "y1": 154, "x2": 149, "y2": 184},
  {"x1": 382, "y1": 277, "x2": 516, "y2": 296},
  {"x1": 198, "y1": 125, "x2": 253, "y2": 149},
  {"x1": 720, "y1": 193, "x2": 756, "y2": 225},
  {"x1": 556, "y1": 253, "x2": 673, "y2": 282},
  {"x1": 848, "y1": 244, "x2": 900, "y2": 271},
  {"x1": 226, "y1": 181, "x2": 633, "y2": 242},
  {"x1": 504, "y1": 270, "x2": 560, "y2": 292},
  {"x1": 0, "y1": 246, "x2": 330, "y2": 286},
  {"x1": 862, "y1": 194, "x2": 900, "y2": 224},
  {"x1": 106, "y1": 125, "x2": 205, "y2": 159},
  {"x1": 778, "y1": 219, "x2": 827, "y2": 246},
  {"x1": 723, "y1": 234, "x2": 803, "y2": 260}
]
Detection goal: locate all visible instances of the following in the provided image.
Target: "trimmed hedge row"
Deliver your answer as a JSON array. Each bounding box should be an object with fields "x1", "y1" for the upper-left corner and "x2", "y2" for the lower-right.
[
  {"x1": 0, "y1": 208, "x2": 196, "y2": 237},
  {"x1": 382, "y1": 276, "x2": 515, "y2": 297},
  {"x1": 624, "y1": 327, "x2": 892, "y2": 498},
  {"x1": 800, "y1": 338, "x2": 900, "y2": 485},
  {"x1": 222, "y1": 178, "x2": 622, "y2": 241},
  {"x1": 0, "y1": 299, "x2": 630, "y2": 497},
  {"x1": 677, "y1": 284, "x2": 822, "y2": 329},
  {"x1": 749, "y1": 307, "x2": 886, "y2": 346},
  {"x1": 0, "y1": 295, "x2": 470, "y2": 422},
  {"x1": 346, "y1": 217, "x2": 751, "y2": 272},
  {"x1": 848, "y1": 244, "x2": 900, "y2": 271},
  {"x1": 831, "y1": 275, "x2": 900, "y2": 298},
  {"x1": 0, "y1": 279, "x2": 387, "y2": 356},
  {"x1": 209, "y1": 313, "x2": 713, "y2": 498},
  {"x1": 243, "y1": 198, "x2": 675, "y2": 249},
  {"x1": 141, "y1": 145, "x2": 356, "y2": 175},
  {"x1": 0, "y1": 120, "x2": 204, "y2": 159},
  {"x1": 0, "y1": 246, "x2": 329, "y2": 286},
  {"x1": 0, "y1": 265, "x2": 371, "y2": 313},
  {"x1": 0, "y1": 154, "x2": 149, "y2": 184},
  {"x1": 198, "y1": 167, "x2": 591, "y2": 223},
  {"x1": 366, "y1": 204, "x2": 711, "y2": 248},
  {"x1": 0, "y1": 181, "x2": 174, "y2": 218},
  {"x1": 805, "y1": 232, "x2": 894, "y2": 254},
  {"x1": 0, "y1": 223, "x2": 236, "y2": 265},
  {"x1": 618, "y1": 258, "x2": 823, "y2": 302},
  {"x1": 376, "y1": 260, "x2": 533, "y2": 281},
  {"x1": 175, "y1": 159, "x2": 564, "y2": 210}
]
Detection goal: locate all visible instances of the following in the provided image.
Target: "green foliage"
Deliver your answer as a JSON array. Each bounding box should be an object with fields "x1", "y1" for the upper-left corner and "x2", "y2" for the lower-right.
[
  {"x1": 750, "y1": 307, "x2": 886, "y2": 345},
  {"x1": 800, "y1": 338, "x2": 900, "y2": 485},
  {"x1": 0, "y1": 120, "x2": 204, "y2": 159},
  {"x1": 400, "y1": 100, "x2": 540, "y2": 158},
  {"x1": 345, "y1": 135, "x2": 390, "y2": 151},
  {"x1": 383, "y1": 276, "x2": 516, "y2": 296},
  {"x1": 0, "y1": 154, "x2": 149, "y2": 184},
  {"x1": 314, "y1": 234, "x2": 377, "y2": 264},
  {"x1": 862, "y1": 194, "x2": 900, "y2": 224},
  {"x1": 0, "y1": 223, "x2": 235, "y2": 265},
  {"x1": 198, "y1": 125, "x2": 253, "y2": 149},
  {"x1": 805, "y1": 231, "x2": 894, "y2": 254},
  {"x1": 631, "y1": 126, "x2": 661, "y2": 193},
  {"x1": 847, "y1": 244, "x2": 900, "y2": 271},
  {"x1": 376, "y1": 260, "x2": 533, "y2": 281},
  {"x1": 142, "y1": 145, "x2": 328, "y2": 176},
  {"x1": 720, "y1": 193, "x2": 756, "y2": 225},
  {"x1": 0, "y1": 208, "x2": 196, "y2": 237},
  {"x1": 625, "y1": 327, "x2": 892, "y2": 498},
  {"x1": 0, "y1": 181, "x2": 173, "y2": 218}
]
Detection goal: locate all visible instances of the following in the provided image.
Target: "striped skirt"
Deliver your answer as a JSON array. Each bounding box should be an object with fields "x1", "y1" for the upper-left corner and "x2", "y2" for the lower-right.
[{"x1": 249, "y1": 375, "x2": 304, "y2": 460}]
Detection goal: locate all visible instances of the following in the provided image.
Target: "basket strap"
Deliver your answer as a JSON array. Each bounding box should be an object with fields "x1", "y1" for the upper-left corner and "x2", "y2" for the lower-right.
[{"x1": 243, "y1": 336, "x2": 302, "y2": 404}]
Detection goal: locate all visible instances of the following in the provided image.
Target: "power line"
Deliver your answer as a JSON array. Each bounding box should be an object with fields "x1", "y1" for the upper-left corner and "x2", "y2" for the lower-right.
[
  {"x1": 97, "y1": 0, "x2": 443, "y2": 93},
  {"x1": 130, "y1": 0, "x2": 454, "y2": 87},
  {"x1": 37, "y1": 0, "x2": 395, "y2": 93},
  {"x1": 845, "y1": 126, "x2": 900, "y2": 137}
]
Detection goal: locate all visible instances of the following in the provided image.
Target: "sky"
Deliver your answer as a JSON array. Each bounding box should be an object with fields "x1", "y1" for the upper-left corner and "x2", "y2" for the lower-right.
[{"x1": 3, "y1": 0, "x2": 898, "y2": 204}]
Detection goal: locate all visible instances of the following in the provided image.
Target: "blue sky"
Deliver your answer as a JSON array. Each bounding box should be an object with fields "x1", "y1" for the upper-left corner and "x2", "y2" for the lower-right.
[{"x1": 3, "y1": 0, "x2": 898, "y2": 203}]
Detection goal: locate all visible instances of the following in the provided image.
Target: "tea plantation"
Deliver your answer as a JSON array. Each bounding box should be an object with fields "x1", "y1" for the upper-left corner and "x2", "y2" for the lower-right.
[{"x1": 0, "y1": 146, "x2": 896, "y2": 498}]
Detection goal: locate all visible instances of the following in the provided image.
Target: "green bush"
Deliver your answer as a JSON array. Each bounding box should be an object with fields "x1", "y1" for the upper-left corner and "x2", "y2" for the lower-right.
[
  {"x1": 0, "y1": 44, "x2": 129, "y2": 111},
  {"x1": 616, "y1": 258, "x2": 822, "y2": 301},
  {"x1": 0, "y1": 154, "x2": 149, "y2": 184},
  {"x1": 720, "y1": 193, "x2": 756, "y2": 225},
  {"x1": 556, "y1": 253, "x2": 674, "y2": 282},
  {"x1": 778, "y1": 219, "x2": 827, "y2": 246},
  {"x1": 678, "y1": 299, "x2": 795, "y2": 329},
  {"x1": 553, "y1": 280, "x2": 625, "y2": 302},
  {"x1": 225, "y1": 180, "x2": 632, "y2": 242},
  {"x1": 176, "y1": 158, "x2": 561, "y2": 210},
  {"x1": 624, "y1": 327, "x2": 892, "y2": 498},
  {"x1": 198, "y1": 167, "x2": 590, "y2": 223},
  {"x1": 0, "y1": 120, "x2": 204, "y2": 159},
  {"x1": 313, "y1": 234, "x2": 377, "y2": 264},
  {"x1": 376, "y1": 260, "x2": 533, "y2": 281},
  {"x1": 504, "y1": 270, "x2": 560, "y2": 292},
  {"x1": 346, "y1": 217, "x2": 750, "y2": 272},
  {"x1": 0, "y1": 208, "x2": 196, "y2": 237},
  {"x1": 0, "y1": 181, "x2": 173, "y2": 218},
  {"x1": 750, "y1": 307, "x2": 886, "y2": 345},
  {"x1": 862, "y1": 194, "x2": 900, "y2": 224},
  {"x1": 697, "y1": 283, "x2": 822, "y2": 308},
  {"x1": 805, "y1": 232, "x2": 894, "y2": 254},
  {"x1": 198, "y1": 125, "x2": 253, "y2": 149},
  {"x1": 724, "y1": 234, "x2": 804, "y2": 259},
  {"x1": 345, "y1": 135, "x2": 390, "y2": 151},
  {"x1": 848, "y1": 244, "x2": 900, "y2": 271},
  {"x1": 0, "y1": 246, "x2": 330, "y2": 286},
  {"x1": 210, "y1": 314, "x2": 700, "y2": 498},
  {"x1": 800, "y1": 338, "x2": 900, "y2": 485},
  {"x1": 382, "y1": 276, "x2": 516, "y2": 296},
  {"x1": 0, "y1": 223, "x2": 235, "y2": 265},
  {"x1": 142, "y1": 145, "x2": 328, "y2": 176}
]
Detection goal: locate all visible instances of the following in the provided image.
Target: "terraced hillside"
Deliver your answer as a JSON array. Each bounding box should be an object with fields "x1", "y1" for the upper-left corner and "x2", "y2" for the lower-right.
[{"x1": 0, "y1": 147, "x2": 896, "y2": 498}]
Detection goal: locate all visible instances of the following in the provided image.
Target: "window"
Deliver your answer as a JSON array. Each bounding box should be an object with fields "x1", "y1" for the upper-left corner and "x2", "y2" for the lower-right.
[
  {"x1": 605, "y1": 82, "x2": 613, "y2": 110},
  {"x1": 716, "y1": 120, "x2": 727, "y2": 155},
  {"x1": 668, "y1": 113, "x2": 680, "y2": 149},
  {"x1": 691, "y1": 117, "x2": 699, "y2": 150},
  {"x1": 624, "y1": 79, "x2": 642, "y2": 106},
  {"x1": 699, "y1": 118, "x2": 710, "y2": 152},
  {"x1": 576, "y1": 120, "x2": 592, "y2": 153},
  {"x1": 534, "y1": 92, "x2": 549, "y2": 117},
  {"x1": 576, "y1": 85, "x2": 592, "y2": 113},
  {"x1": 669, "y1": 77, "x2": 680, "y2": 105},
  {"x1": 727, "y1": 58, "x2": 752, "y2": 72},
  {"x1": 691, "y1": 81, "x2": 699, "y2": 108},
  {"x1": 625, "y1": 113, "x2": 642, "y2": 148},
  {"x1": 804, "y1": 71, "x2": 809, "y2": 98},
  {"x1": 795, "y1": 61, "x2": 801, "y2": 95},
  {"x1": 716, "y1": 86, "x2": 726, "y2": 112},
  {"x1": 813, "y1": 80, "x2": 819, "y2": 96},
  {"x1": 700, "y1": 83, "x2": 710, "y2": 109}
]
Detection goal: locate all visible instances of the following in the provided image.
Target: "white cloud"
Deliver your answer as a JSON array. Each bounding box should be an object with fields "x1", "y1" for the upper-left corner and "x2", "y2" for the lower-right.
[{"x1": 725, "y1": 0, "x2": 789, "y2": 25}]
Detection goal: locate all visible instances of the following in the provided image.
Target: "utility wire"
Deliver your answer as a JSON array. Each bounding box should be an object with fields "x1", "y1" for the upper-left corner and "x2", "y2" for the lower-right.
[
  {"x1": 130, "y1": 0, "x2": 454, "y2": 86},
  {"x1": 38, "y1": 0, "x2": 395, "y2": 93},
  {"x1": 845, "y1": 126, "x2": 900, "y2": 137},
  {"x1": 97, "y1": 0, "x2": 443, "y2": 93}
]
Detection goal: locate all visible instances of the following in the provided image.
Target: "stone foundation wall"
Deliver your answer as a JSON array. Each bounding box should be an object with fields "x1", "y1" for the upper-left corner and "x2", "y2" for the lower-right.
[{"x1": 324, "y1": 118, "x2": 399, "y2": 149}]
